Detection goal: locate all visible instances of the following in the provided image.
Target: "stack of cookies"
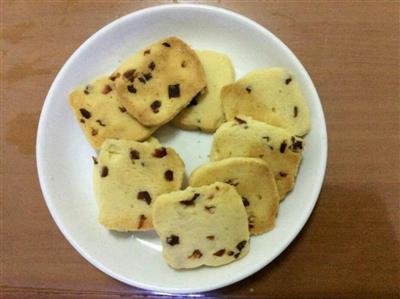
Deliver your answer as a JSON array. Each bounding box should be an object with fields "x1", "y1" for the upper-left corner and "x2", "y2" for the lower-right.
[{"x1": 68, "y1": 37, "x2": 310, "y2": 270}]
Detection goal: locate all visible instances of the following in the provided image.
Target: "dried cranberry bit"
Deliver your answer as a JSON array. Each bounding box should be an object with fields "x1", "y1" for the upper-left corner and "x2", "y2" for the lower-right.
[
  {"x1": 168, "y1": 84, "x2": 180, "y2": 98},
  {"x1": 162, "y1": 42, "x2": 171, "y2": 47},
  {"x1": 164, "y1": 170, "x2": 174, "y2": 181},
  {"x1": 180, "y1": 193, "x2": 200, "y2": 207},
  {"x1": 130, "y1": 149, "x2": 140, "y2": 160},
  {"x1": 245, "y1": 86, "x2": 252, "y2": 93},
  {"x1": 225, "y1": 179, "x2": 239, "y2": 186},
  {"x1": 206, "y1": 235, "x2": 215, "y2": 240},
  {"x1": 188, "y1": 249, "x2": 202, "y2": 259},
  {"x1": 84, "y1": 85, "x2": 91, "y2": 95},
  {"x1": 150, "y1": 100, "x2": 161, "y2": 113},
  {"x1": 102, "y1": 84, "x2": 112, "y2": 94},
  {"x1": 109, "y1": 72, "x2": 120, "y2": 81},
  {"x1": 148, "y1": 61, "x2": 156, "y2": 71},
  {"x1": 236, "y1": 240, "x2": 247, "y2": 251},
  {"x1": 137, "y1": 191, "x2": 152, "y2": 205},
  {"x1": 234, "y1": 117, "x2": 247, "y2": 124},
  {"x1": 166, "y1": 235, "x2": 179, "y2": 246},
  {"x1": 285, "y1": 77, "x2": 292, "y2": 85},
  {"x1": 123, "y1": 69, "x2": 136, "y2": 82},
  {"x1": 153, "y1": 147, "x2": 167, "y2": 158},
  {"x1": 280, "y1": 141, "x2": 287, "y2": 153},
  {"x1": 92, "y1": 156, "x2": 98, "y2": 165},
  {"x1": 279, "y1": 172, "x2": 287, "y2": 177},
  {"x1": 144, "y1": 49, "x2": 151, "y2": 55},
  {"x1": 242, "y1": 197, "x2": 250, "y2": 207},
  {"x1": 204, "y1": 205, "x2": 216, "y2": 214},
  {"x1": 137, "y1": 214, "x2": 146, "y2": 229},
  {"x1": 293, "y1": 106, "x2": 298, "y2": 117},
  {"x1": 96, "y1": 119, "x2": 106, "y2": 127},
  {"x1": 127, "y1": 85, "x2": 137, "y2": 93},
  {"x1": 289, "y1": 139, "x2": 303, "y2": 152},
  {"x1": 80, "y1": 108, "x2": 91, "y2": 119},
  {"x1": 91, "y1": 128, "x2": 98, "y2": 136},
  {"x1": 100, "y1": 166, "x2": 108, "y2": 177},
  {"x1": 143, "y1": 72, "x2": 152, "y2": 81},
  {"x1": 119, "y1": 106, "x2": 127, "y2": 113},
  {"x1": 213, "y1": 249, "x2": 226, "y2": 257}
]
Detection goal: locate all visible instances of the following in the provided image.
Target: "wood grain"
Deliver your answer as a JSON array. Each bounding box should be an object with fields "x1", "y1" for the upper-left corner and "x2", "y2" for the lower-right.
[{"x1": 1, "y1": 1, "x2": 399, "y2": 298}]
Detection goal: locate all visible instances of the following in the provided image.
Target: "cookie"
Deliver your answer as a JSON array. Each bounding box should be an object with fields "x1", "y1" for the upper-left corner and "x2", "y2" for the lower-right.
[
  {"x1": 153, "y1": 182, "x2": 249, "y2": 269},
  {"x1": 189, "y1": 157, "x2": 279, "y2": 235},
  {"x1": 172, "y1": 50, "x2": 235, "y2": 132},
  {"x1": 210, "y1": 116, "x2": 304, "y2": 199},
  {"x1": 221, "y1": 67, "x2": 310, "y2": 136},
  {"x1": 93, "y1": 138, "x2": 184, "y2": 231},
  {"x1": 68, "y1": 76, "x2": 157, "y2": 150},
  {"x1": 114, "y1": 37, "x2": 206, "y2": 127}
]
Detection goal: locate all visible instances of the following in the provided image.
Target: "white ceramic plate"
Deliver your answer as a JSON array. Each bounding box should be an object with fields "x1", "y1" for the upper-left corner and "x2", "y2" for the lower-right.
[{"x1": 37, "y1": 4, "x2": 327, "y2": 294}]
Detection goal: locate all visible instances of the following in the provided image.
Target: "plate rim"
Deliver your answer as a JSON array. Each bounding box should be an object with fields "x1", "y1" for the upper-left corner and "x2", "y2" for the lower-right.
[{"x1": 36, "y1": 3, "x2": 328, "y2": 294}]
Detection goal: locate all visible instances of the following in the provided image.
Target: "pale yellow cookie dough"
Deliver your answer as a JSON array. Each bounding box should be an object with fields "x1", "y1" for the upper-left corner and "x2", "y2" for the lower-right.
[
  {"x1": 189, "y1": 157, "x2": 279, "y2": 235},
  {"x1": 93, "y1": 138, "x2": 184, "y2": 231},
  {"x1": 153, "y1": 182, "x2": 249, "y2": 269},
  {"x1": 210, "y1": 116, "x2": 304, "y2": 200},
  {"x1": 114, "y1": 37, "x2": 206, "y2": 127},
  {"x1": 68, "y1": 76, "x2": 157, "y2": 150},
  {"x1": 221, "y1": 67, "x2": 310, "y2": 136},
  {"x1": 172, "y1": 50, "x2": 235, "y2": 132}
]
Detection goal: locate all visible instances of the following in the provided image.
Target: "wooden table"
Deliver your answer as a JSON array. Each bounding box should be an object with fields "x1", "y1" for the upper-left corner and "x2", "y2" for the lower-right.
[{"x1": 1, "y1": 1, "x2": 399, "y2": 298}]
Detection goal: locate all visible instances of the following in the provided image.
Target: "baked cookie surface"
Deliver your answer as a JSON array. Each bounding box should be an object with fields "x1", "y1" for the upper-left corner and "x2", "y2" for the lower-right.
[
  {"x1": 221, "y1": 67, "x2": 310, "y2": 136},
  {"x1": 68, "y1": 76, "x2": 157, "y2": 149},
  {"x1": 172, "y1": 50, "x2": 235, "y2": 132},
  {"x1": 114, "y1": 37, "x2": 206, "y2": 126},
  {"x1": 189, "y1": 157, "x2": 279, "y2": 234},
  {"x1": 93, "y1": 138, "x2": 184, "y2": 231},
  {"x1": 153, "y1": 182, "x2": 249, "y2": 269},
  {"x1": 210, "y1": 116, "x2": 304, "y2": 199}
]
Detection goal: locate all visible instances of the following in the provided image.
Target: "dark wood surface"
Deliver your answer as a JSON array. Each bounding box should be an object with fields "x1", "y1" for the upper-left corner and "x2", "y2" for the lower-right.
[{"x1": 1, "y1": 1, "x2": 399, "y2": 298}]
